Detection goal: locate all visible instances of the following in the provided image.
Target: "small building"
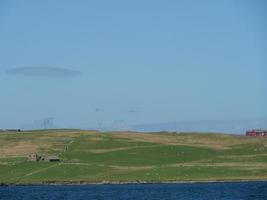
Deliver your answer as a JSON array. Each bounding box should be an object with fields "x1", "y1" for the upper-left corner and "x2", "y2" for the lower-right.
[
  {"x1": 246, "y1": 129, "x2": 267, "y2": 136},
  {"x1": 6, "y1": 129, "x2": 21, "y2": 132},
  {"x1": 45, "y1": 155, "x2": 60, "y2": 162},
  {"x1": 27, "y1": 154, "x2": 40, "y2": 162}
]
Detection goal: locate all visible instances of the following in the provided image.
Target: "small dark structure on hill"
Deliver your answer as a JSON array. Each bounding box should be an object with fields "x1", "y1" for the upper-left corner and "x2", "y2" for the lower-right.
[
  {"x1": 27, "y1": 154, "x2": 60, "y2": 162},
  {"x1": 45, "y1": 156, "x2": 60, "y2": 162},
  {"x1": 2, "y1": 129, "x2": 21, "y2": 132},
  {"x1": 246, "y1": 129, "x2": 267, "y2": 136},
  {"x1": 27, "y1": 154, "x2": 41, "y2": 162}
]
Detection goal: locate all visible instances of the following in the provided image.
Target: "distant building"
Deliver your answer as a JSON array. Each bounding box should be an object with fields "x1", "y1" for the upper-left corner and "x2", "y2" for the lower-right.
[
  {"x1": 5, "y1": 129, "x2": 21, "y2": 132},
  {"x1": 246, "y1": 129, "x2": 267, "y2": 136},
  {"x1": 27, "y1": 154, "x2": 60, "y2": 162},
  {"x1": 27, "y1": 154, "x2": 40, "y2": 162},
  {"x1": 45, "y1": 156, "x2": 60, "y2": 162}
]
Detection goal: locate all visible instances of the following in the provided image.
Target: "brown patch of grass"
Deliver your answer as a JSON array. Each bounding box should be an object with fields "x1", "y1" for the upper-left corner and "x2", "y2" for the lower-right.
[
  {"x1": 109, "y1": 132, "x2": 267, "y2": 150},
  {"x1": 218, "y1": 154, "x2": 267, "y2": 158},
  {"x1": 109, "y1": 132, "x2": 227, "y2": 149},
  {"x1": 0, "y1": 141, "x2": 40, "y2": 157},
  {"x1": 42, "y1": 131, "x2": 81, "y2": 138}
]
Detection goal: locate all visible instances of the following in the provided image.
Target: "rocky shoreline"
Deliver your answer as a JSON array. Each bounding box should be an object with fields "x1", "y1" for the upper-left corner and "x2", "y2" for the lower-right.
[{"x1": 1, "y1": 179, "x2": 267, "y2": 186}]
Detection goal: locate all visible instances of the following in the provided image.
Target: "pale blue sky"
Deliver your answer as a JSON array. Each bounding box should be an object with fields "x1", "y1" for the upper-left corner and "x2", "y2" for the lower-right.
[{"x1": 0, "y1": 0, "x2": 266, "y2": 130}]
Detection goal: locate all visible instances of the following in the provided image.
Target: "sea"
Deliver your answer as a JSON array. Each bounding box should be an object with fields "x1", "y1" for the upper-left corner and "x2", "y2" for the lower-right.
[{"x1": 0, "y1": 181, "x2": 266, "y2": 200}]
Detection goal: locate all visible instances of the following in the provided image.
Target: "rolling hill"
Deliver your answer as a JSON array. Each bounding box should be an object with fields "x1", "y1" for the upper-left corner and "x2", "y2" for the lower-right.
[{"x1": 0, "y1": 130, "x2": 266, "y2": 184}]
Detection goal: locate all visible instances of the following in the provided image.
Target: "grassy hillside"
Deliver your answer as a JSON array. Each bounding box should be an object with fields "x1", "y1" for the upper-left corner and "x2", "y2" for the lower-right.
[{"x1": 0, "y1": 130, "x2": 267, "y2": 184}]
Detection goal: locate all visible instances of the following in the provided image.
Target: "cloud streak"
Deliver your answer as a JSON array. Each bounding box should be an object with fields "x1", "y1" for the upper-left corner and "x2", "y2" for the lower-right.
[
  {"x1": 6, "y1": 67, "x2": 81, "y2": 78},
  {"x1": 120, "y1": 110, "x2": 143, "y2": 114}
]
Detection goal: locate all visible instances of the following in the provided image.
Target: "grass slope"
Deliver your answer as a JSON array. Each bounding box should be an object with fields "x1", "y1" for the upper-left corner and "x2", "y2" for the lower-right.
[{"x1": 0, "y1": 130, "x2": 266, "y2": 184}]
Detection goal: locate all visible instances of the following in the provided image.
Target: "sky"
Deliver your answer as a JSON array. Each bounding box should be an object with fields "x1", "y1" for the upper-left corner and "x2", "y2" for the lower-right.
[{"x1": 0, "y1": 0, "x2": 266, "y2": 131}]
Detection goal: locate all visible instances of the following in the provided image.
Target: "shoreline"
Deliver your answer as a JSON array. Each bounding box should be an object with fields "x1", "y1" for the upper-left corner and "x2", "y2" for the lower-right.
[{"x1": 1, "y1": 179, "x2": 267, "y2": 186}]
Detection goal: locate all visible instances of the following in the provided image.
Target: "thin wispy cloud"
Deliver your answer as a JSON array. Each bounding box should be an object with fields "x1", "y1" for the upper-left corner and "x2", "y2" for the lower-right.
[
  {"x1": 6, "y1": 67, "x2": 81, "y2": 78},
  {"x1": 120, "y1": 110, "x2": 143, "y2": 114}
]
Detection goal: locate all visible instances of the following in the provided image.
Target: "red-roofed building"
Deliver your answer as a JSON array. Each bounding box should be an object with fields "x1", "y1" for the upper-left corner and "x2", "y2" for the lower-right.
[{"x1": 246, "y1": 129, "x2": 267, "y2": 136}]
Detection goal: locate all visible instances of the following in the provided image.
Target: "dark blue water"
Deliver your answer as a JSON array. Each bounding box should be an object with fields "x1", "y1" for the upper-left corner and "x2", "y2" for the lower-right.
[{"x1": 0, "y1": 182, "x2": 266, "y2": 200}]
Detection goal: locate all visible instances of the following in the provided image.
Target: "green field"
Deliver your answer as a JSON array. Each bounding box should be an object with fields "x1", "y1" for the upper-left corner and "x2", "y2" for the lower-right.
[{"x1": 0, "y1": 130, "x2": 267, "y2": 184}]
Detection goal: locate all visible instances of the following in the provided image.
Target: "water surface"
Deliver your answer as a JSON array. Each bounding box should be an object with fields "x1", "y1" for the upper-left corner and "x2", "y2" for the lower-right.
[{"x1": 0, "y1": 181, "x2": 266, "y2": 200}]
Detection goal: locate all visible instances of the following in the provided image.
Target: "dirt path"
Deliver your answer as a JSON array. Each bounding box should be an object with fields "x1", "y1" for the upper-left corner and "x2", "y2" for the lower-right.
[
  {"x1": 88, "y1": 144, "x2": 163, "y2": 153},
  {"x1": 11, "y1": 164, "x2": 60, "y2": 181}
]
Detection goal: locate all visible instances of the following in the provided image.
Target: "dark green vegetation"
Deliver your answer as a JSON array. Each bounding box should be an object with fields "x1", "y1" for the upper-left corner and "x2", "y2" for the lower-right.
[{"x1": 0, "y1": 130, "x2": 266, "y2": 184}]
